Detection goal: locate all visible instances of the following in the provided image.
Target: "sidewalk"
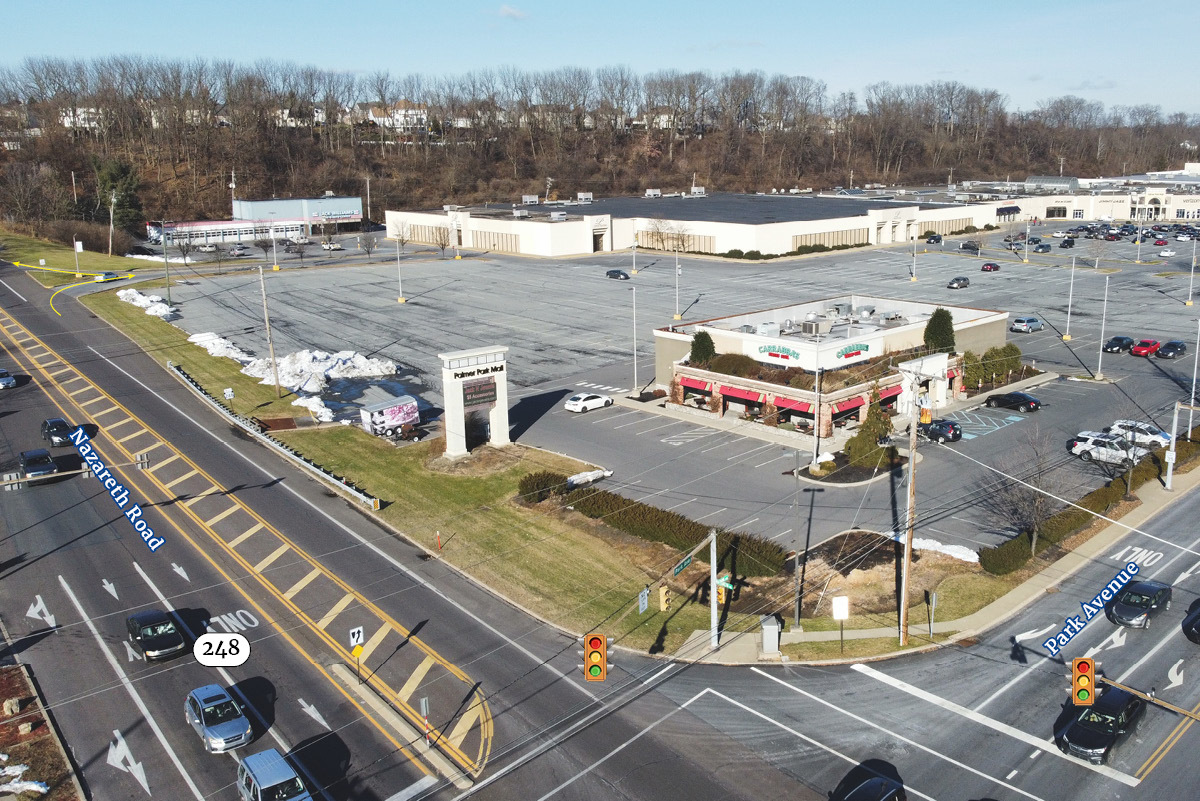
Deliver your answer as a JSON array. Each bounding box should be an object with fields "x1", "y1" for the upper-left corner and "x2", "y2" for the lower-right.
[{"x1": 678, "y1": 438, "x2": 1200, "y2": 664}]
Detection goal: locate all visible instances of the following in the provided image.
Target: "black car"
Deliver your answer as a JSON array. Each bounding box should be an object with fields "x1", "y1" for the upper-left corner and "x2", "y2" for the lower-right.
[
  {"x1": 1055, "y1": 685, "x2": 1145, "y2": 764},
  {"x1": 126, "y1": 610, "x2": 187, "y2": 661},
  {"x1": 1103, "y1": 336, "x2": 1135, "y2": 353},
  {"x1": 984, "y1": 392, "x2": 1040, "y2": 412},
  {"x1": 916, "y1": 419, "x2": 962, "y2": 443},
  {"x1": 1156, "y1": 340, "x2": 1187, "y2": 359},
  {"x1": 40, "y1": 417, "x2": 73, "y2": 447},
  {"x1": 1183, "y1": 604, "x2": 1200, "y2": 644},
  {"x1": 1060, "y1": 238, "x2": 1075, "y2": 248},
  {"x1": 605, "y1": 269, "x2": 630, "y2": 280},
  {"x1": 1105, "y1": 579, "x2": 1171, "y2": 628},
  {"x1": 19, "y1": 449, "x2": 58, "y2": 480},
  {"x1": 925, "y1": 234, "x2": 942, "y2": 244}
]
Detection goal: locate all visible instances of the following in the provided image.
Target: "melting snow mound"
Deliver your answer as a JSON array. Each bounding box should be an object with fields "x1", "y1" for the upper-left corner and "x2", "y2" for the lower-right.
[
  {"x1": 241, "y1": 350, "x2": 396, "y2": 394},
  {"x1": 117, "y1": 288, "x2": 178, "y2": 319},
  {"x1": 188, "y1": 333, "x2": 254, "y2": 364},
  {"x1": 291, "y1": 396, "x2": 333, "y2": 422}
]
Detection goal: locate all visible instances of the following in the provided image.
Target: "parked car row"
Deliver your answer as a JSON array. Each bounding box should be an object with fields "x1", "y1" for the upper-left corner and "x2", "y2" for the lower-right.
[
  {"x1": 1103, "y1": 336, "x2": 1187, "y2": 359},
  {"x1": 1070, "y1": 419, "x2": 1170, "y2": 468}
]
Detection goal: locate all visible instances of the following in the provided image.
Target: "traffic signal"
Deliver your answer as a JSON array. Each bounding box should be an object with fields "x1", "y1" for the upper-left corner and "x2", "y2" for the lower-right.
[
  {"x1": 659, "y1": 584, "x2": 671, "y2": 612},
  {"x1": 1072, "y1": 657, "x2": 1095, "y2": 706},
  {"x1": 716, "y1": 584, "x2": 726, "y2": 605},
  {"x1": 584, "y1": 634, "x2": 607, "y2": 682}
]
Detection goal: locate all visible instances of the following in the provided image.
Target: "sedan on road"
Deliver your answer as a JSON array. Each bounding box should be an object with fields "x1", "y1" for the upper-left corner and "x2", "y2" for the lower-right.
[
  {"x1": 1105, "y1": 579, "x2": 1172, "y2": 628},
  {"x1": 40, "y1": 417, "x2": 73, "y2": 447},
  {"x1": 564, "y1": 393, "x2": 614, "y2": 413},
  {"x1": 915, "y1": 419, "x2": 962, "y2": 443},
  {"x1": 126, "y1": 610, "x2": 186, "y2": 661},
  {"x1": 605, "y1": 269, "x2": 630, "y2": 280},
  {"x1": 1102, "y1": 336, "x2": 1135, "y2": 353},
  {"x1": 1130, "y1": 339, "x2": 1162, "y2": 356},
  {"x1": 1183, "y1": 604, "x2": 1200, "y2": 644},
  {"x1": 0, "y1": 368, "x2": 15, "y2": 389},
  {"x1": 1055, "y1": 685, "x2": 1145, "y2": 764},
  {"x1": 1033, "y1": 243, "x2": 1051, "y2": 253},
  {"x1": 925, "y1": 234, "x2": 942, "y2": 244},
  {"x1": 946, "y1": 276, "x2": 970, "y2": 289},
  {"x1": 1154, "y1": 238, "x2": 1168, "y2": 246},
  {"x1": 980, "y1": 262, "x2": 1000, "y2": 272},
  {"x1": 93, "y1": 271, "x2": 120, "y2": 282},
  {"x1": 196, "y1": 243, "x2": 218, "y2": 252},
  {"x1": 984, "y1": 392, "x2": 1040, "y2": 412},
  {"x1": 185, "y1": 685, "x2": 253, "y2": 753},
  {"x1": 1156, "y1": 340, "x2": 1187, "y2": 359}
]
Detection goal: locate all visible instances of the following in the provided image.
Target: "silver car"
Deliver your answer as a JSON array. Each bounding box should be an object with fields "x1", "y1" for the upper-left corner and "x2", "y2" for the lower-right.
[
  {"x1": 185, "y1": 685, "x2": 253, "y2": 753},
  {"x1": 1010, "y1": 316, "x2": 1044, "y2": 333},
  {"x1": 0, "y1": 368, "x2": 15, "y2": 389},
  {"x1": 1105, "y1": 580, "x2": 1171, "y2": 628}
]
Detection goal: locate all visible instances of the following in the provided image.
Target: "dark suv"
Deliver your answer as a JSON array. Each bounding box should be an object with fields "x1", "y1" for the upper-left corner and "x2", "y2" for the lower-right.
[
  {"x1": 916, "y1": 420, "x2": 962, "y2": 443},
  {"x1": 126, "y1": 610, "x2": 186, "y2": 661},
  {"x1": 19, "y1": 449, "x2": 58, "y2": 480},
  {"x1": 1055, "y1": 685, "x2": 1145, "y2": 764},
  {"x1": 40, "y1": 418, "x2": 73, "y2": 447}
]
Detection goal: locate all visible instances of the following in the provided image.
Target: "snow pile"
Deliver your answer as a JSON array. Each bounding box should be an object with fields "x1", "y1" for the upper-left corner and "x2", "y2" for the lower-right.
[
  {"x1": 886, "y1": 531, "x2": 979, "y2": 563},
  {"x1": 125, "y1": 253, "x2": 193, "y2": 264},
  {"x1": 291, "y1": 395, "x2": 333, "y2": 422},
  {"x1": 117, "y1": 288, "x2": 178, "y2": 319},
  {"x1": 0, "y1": 757, "x2": 49, "y2": 796},
  {"x1": 241, "y1": 350, "x2": 396, "y2": 395},
  {"x1": 187, "y1": 332, "x2": 254, "y2": 364}
]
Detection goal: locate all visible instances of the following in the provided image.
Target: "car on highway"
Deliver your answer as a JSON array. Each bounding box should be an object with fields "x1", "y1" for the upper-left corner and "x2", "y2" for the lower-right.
[
  {"x1": 1156, "y1": 340, "x2": 1187, "y2": 359},
  {"x1": 1070, "y1": 431, "x2": 1148, "y2": 467},
  {"x1": 1033, "y1": 243, "x2": 1051, "y2": 253},
  {"x1": 125, "y1": 609, "x2": 186, "y2": 661},
  {"x1": 946, "y1": 276, "x2": 969, "y2": 289},
  {"x1": 0, "y1": 368, "x2": 15, "y2": 389},
  {"x1": 93, "y1": 271, "x2": 120, "y2": 282},
  {"x1": 1102, "y1": 336, "x2": 1135, "y2": 353},
  {"x1": 185, "y1": 685, "x2": 253, "y2": 753},
  {"x1": 321, "y1": 241, "x2": 343, "y2": 251},
  {"x1": 1105, "y1": 579, "x2": 1172, "y2": 628},
  {"x1": 1182, "y1": 604, "x2": 1200, "y2": 644},
  {"x1": 925, "y1": 234, "x2": 942, "y2": 244},
  {"x1": 980, "y1": 262, "x2": 1000, "y2": 272},
  {"x1": 1060, "y1": 238, "x2": 1075, "y2": 248},
  {"x1": 40, "y1": 417, "x2": 73, "y2": 447},
  {"x1": 915, "y1": 419, "x2": 962, "y2": 443},
  {"x1": 1010, "y1": 316, "x2": 1044, "y2": 333},
  {"x1": 237, "y1": 749, "x2": 312, "y2": 801},
  {"x1": 1055, "y1": 684, "x2": 1145, "y2": 764},
  {"x1": 196, "y1": 243, "x2": 218, "y2": 252},
  {"x1": 19, "y1": 449, "x2": 58, "y2": 479},
  {"x1": 1160, "y1": 249, "x2": 1176, "y2": 257},
  {"x1": 1107, "y1": 420, "x2": 1170, "y2": 448},
  {"x1": 564, "y1": 393, "x2": 613, "y2": 413},
  {"x1": 1130, "y1": 339, "x2": 1162, "y2": 356},
  {"x1": 984, "y1": 392, "x2": 1040, "y2": 412},
  {"x1": 605, "y1": 269, "x2": 631, "y2": 280}
]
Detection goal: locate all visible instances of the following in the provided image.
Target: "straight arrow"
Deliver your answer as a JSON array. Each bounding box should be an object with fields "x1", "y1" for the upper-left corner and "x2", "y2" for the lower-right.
[
  {"x1": 25, "y1": 595, "x2": 56, "y2": 628},
  {"x1": 102, "y1": 579, "x2": 118, "y2": 599},
  {"x1": 172, "y1": 564, "x2": 190, "y2": 582},
  {"x1": 107, "y1": 729, "x2": 149, "y2": 795},
  {"x1": 298, "y1": 698, "x2": 330, "y2": 731}
]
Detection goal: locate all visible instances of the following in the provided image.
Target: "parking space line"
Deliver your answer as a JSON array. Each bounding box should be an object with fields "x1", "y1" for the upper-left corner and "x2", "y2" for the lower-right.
[
  {"x1": 283, "y1": 567, "x2": 322, "y2": 600},
  {"x1": 253, "y1": 543, "x2": 291, "y2": 572},
  {"x1": 613, "y1": 417, "x2": 649, "y2": 429},
  {"x1": 665, "y1": 498, "x2": 695, "y2": 511},
  {"x1": 316, "y1": 592, "x2": 356, "y2": 629},
  {"x1": 634, "y1": 421, "x2": 684, "y2": 436},
  {"x1": 694, "y1": 508, "x2": 727, "y2": 521},
  {"x1": 754, "y1": 454, "x2": 790, "y2": 468},
  {"x1": 597, "y1": 409, "x2": 640, "y2": 424},
  {"x1": 729, "y1": 443, "x2": 773, "y2": 461}
]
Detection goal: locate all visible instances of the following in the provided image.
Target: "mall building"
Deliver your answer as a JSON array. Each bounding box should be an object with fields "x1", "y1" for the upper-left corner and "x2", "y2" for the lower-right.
[{"x1": 651, "y1": 295, "x2": 1008, "y2": 436}]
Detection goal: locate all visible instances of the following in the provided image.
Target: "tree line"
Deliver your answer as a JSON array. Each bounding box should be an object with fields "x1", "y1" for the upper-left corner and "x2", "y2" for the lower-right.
[{"x1": 0, "y1": 56, "x2": 1196, "y2": 236}]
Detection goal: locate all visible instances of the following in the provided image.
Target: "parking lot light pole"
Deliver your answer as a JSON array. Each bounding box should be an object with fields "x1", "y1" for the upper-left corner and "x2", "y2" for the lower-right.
[
  {"x1": 1096, "y1": 275, "x2": 1110, "y2": 380},
  {"x1": 631, "y1": 241, "x2": 637, "y2": 275},
  {"x1": 396, "y1": 238, "x2": 406, "y2": 303},
  {"x1": 1023, "y1": 221, "x2": 1030, "y2": 263},
  {"x1": 1191, "y1": 318, "x2": 1200, "y2": 438},
  {"x1": 631, "y1": 286, "x2": 638, "y2": 397},
  {"x1": 673, "y1": 246, "x2": 681, "y2": 320},
  {"x1": 1136, "y1": 235, "x2": 1142, "y2": 265},
  {"x1": 1063, "y1": 257, "x2": 1076, "y2": 341},
  {"x1": 1188, "y1": 239, "x2": 1197, "y2": 307}
]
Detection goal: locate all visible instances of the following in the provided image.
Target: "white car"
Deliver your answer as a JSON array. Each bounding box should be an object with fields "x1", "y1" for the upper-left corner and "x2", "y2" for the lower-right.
[
  {"x1": 1070, "y1": 431, "x2": 1149, "y2": 467},
  {"x1": 1107, "y1": 420, "x2": 1170, "y2": 449},
  {"x1": 0, "y1": 368, "x2": 15, "y2": 389},
  {"x1": 196, "y1": 243, "x2": 218, "y2": 252},
  {"x1": 1052, "y1": 231, "x2": 1069, "y2": 238},
  {"x1": 289, "y1": 236, "x2": 311, "y2": 245},
  {"x1": 227, "y1": 246, "x2": 248, "y2": 257},
  {"x1": 1178, "y1": 234, "x2": 1193, "y2": 242},
  {"x1": 564, "y1": 393, "x2": 613, "y2": 413},
  {"x1": 321, "y1": 241, "x2": 343, "y2": 251},
  {"x1": 1160, "y1": 249, "x2": 1177, "y2": 257}
]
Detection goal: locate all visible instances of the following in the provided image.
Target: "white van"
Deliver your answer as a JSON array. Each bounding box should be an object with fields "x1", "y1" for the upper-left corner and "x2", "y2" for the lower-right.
[
  {"x1": 237, "y1": 749, "x2": 311, "y2": 801},
  {"x1": 289, "y1": 235, "x2": 310, "y2": 245}
]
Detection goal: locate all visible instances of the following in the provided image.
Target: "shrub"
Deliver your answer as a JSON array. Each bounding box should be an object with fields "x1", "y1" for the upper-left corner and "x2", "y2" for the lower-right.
[
  {"x1": 744, "y1": 250, "x2": 764, "y2": 260},
  {"x1": 689, "y1": 330, "x2": 716, "y2": 366},
  {"x1": 983, "y1": 223, "x2": 998, "y2": 230},
  {"x1": 709, "y1": 353, "x2": 760, "y2": 378},
  {"x1": 922, "y1": 229, "x2": 938, "y2": 238},
  {"x1": 1000, "y1": 343, "x2": 1023, "y2": 374},
  {"x1": 963, "y1": 225, "x2": 979, "y2": 233},
  {"x1": 979, "y1": 535, "x2": 1031, "y2": 574},
  {"x1": 517, "y1": 471, "x2": 567, "y2": 503},
  {"x1": 962, "y1": 351, "x2": 985, "y2": 387},
  {"x1": 42, "y1": 219, "x2": 133, "y2": 256},
  {"x1": 724, "y1": 249, "x2": 745, "y2": 258}
]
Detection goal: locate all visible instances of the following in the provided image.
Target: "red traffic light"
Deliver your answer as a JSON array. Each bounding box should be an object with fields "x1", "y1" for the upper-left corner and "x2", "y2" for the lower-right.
[
  {"x1": 1077, "y1": 660, "x2": 1089, "y2": 673},
  {"x1": 584, "y1": 634, "x2": 607, "y2": 682},
  {"x1": 1072, "y1": 657, "x2": 1095, "y2": 706}
]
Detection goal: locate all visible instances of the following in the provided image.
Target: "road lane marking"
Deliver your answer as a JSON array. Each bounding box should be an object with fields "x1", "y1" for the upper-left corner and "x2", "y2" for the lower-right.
[
  {"x1": 845, "y1": 664, "x2": 1138, "y2": 786},
  {"x1": 57, "y1": 575, "x2": 205, "y2": 801},
  {"x1": 316, "y1": 593, "x2": 356, "y2": 629},
  {"x1": 447, "y1": 700, "x2": 485, "y2": 748},
  {"x1": 116, "y1": 429, "x2": 149, "y2": 444},
  {"x1": 397, "y1": 655, "x2": 437, "y2": 703},
  {"x1": 385, "y1": 777, "x2": 438, "y2": 801},
  {"x1": 182, "y1": 486, "x2": 221, "y2": 507},
  {"x1": 357, "y1": 623, "x2": 392, "y2": 665},
  {"x1": 253, "y1": 544, "x2": 291, "y2": 572},
  {"x1": 0, "y1": 279, "x2": 27, "y2": 301},
  {"x1": 1137, "y1": 696, "x2": 1200, "y2": 777},
  {"x1": 105, "y1": 417, "x2": 136, "y2": 431},
  {"x1": 162, "y1": 468, "x2": 198, "y2": 489},
  {"x1": 203, "y1": 505, "x2": 240, "y2": 527},
  {"x1": 148, "y1": 453, "x2": 179, "y2": 472},
  {"x1": 228, "y1": 522, "x2": 263, "y2": 547},
  {"x1": 284, "y1": 567, "x2": 323, "y2": 600}
]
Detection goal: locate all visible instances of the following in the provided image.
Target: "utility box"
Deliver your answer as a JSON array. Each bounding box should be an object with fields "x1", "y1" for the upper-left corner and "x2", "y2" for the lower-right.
[{"x1": 760, "y1": 615, "x2": 780, "y2": 656}]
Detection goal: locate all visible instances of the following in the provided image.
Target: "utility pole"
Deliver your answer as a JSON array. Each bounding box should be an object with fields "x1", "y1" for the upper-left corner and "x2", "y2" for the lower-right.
[
  {"x1": 258, "y1": 267, "x2": 282, "y2": 398},
  {"x1": 71, "y1": 170, "x2": 77, "y2": 204},
  {"x1": 1059, "y1": 156, "x2": 1065, "y2": 176},
  {"x1": 366, "y1": 175, "x2": 371, "y2": 223},
  {"x1": 396, "y1": 238, "x2": 406, "y2": 303},
  {"x1": 107, "y1": 190, "x2": 117, "y2": 256},
  {"x1": 673, "y1": 245, "x2": 681, "y2": 320},
  {"x1": 160, "y1": 219, "x2": 172, "y2": 307},
  {"x1": 1191, "y1": 318, "x2": 1200, "y2": 438},
  {"x1": 898, "y1": 371, "x2": 921, "y2": 646},
  {"x1": 229, "y1": 168, "x2": 236, "y2": 212},
  {"x1": 792, "y1": 449, "x2": 801, "y2": 625},
  {"x1": 1063, "y1": 257, "x2": 1076, "y2": 341}
]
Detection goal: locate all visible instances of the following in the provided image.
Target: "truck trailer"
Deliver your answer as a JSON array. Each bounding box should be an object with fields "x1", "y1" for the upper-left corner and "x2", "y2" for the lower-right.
[{"x1": 360, "y1": 395, "x2": 419, "y2": 438}]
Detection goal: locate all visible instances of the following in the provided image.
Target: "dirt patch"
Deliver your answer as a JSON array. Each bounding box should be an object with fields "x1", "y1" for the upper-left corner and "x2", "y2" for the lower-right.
[
  {"x1": 0, "y1": 666, "x2": 82, "y2": 801},
  {"x1": 804, "y1": 452, "x2": 906, "y2": 484},
  {"x1": 255, "y1": 417, "x2": 298, "y2": 431},
  {"x1": 426, "y1": 444, "x2": 528, "y2": 476}
]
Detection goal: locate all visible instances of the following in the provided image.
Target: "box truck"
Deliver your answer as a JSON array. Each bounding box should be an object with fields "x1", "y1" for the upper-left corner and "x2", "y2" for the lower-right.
[{"x1": 360, "y1": 395, "x2": 419, "y2": 438}]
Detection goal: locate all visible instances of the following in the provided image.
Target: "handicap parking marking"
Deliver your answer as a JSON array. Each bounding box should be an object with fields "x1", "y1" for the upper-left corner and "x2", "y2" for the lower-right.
[{"x1": 945, "y1": 408, "x2": 1030, "y2": 438}]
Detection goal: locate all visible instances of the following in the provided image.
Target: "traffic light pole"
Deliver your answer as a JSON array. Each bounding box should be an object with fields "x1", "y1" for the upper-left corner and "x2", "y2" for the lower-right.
[
  {"x1": 1097, "y1": 675, "x2": 1200, "y2": 723},
  {"x1": 709, "y1": 530, "x2": 718, "y2": 650}
]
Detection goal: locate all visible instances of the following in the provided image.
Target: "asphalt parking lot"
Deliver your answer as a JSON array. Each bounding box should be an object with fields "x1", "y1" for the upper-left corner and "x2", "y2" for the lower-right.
[{"x1": 147, "y1": 224, "x2": 1200, "y2": 553}]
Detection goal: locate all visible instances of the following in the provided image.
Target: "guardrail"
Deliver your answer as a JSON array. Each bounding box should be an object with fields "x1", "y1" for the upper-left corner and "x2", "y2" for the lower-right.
[{"x1": 167, "y1": 361, "x2": 381, "y2": 511}]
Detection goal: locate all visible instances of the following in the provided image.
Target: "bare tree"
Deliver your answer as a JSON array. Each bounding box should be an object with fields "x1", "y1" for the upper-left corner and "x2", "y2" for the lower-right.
[
  {"x1": 212, "y1": 245, "x2": 225, "y2": 275},
  {"x1": 978, "y1": 425, "x2": 1064, "y2": 556},
  {"x1": 432, "y1": 225, "x2": 450, "y2": 258},
  {"x1": 394, "y1": 221, "x2": 409, "y2": 252},
  {"x1": 175, "y1": 237, "x2": 195, "y2": 265},
  {"x1": 253, "y1": 238, "x2": 274, "y2": 263},
  {"x1": 360, "y1": 233, "x2": 378, "y2": 258},
  {"x1": 292, "y1": 239, "x2": 310, "y2": 267}
]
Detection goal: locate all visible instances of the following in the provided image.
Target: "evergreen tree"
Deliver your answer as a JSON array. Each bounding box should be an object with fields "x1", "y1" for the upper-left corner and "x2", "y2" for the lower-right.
[
  {"x1": 92, "y1": 158, "x2": 143, "y2": 234},
  {"x1": 843, "y1": 383, "x2": 895, "y2": 464},
  {"x1": 923, "y1": 307, "x2": 956, "y2": 353},
  {"x1": 689, "y1": 330, "x2": 716, "y2": 365}
]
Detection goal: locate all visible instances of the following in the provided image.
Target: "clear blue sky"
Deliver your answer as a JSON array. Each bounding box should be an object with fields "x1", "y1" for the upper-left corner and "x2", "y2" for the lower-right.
[{"x1": 7, "y1": 0, "x2": 1195, "y2": 115}]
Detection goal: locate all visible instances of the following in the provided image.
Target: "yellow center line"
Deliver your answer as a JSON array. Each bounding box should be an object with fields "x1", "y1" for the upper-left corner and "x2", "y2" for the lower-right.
[{"x1": 1137, "y1": 697, "x2": 1200, "y2": 777}]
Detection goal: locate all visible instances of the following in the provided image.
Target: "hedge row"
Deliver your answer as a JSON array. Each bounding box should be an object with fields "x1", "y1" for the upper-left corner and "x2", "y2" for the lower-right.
[
  {"x1": 980, "y1": 433, "x2": 1200, "y2": 574},
  {"x1": 717, "y1": 242, "x2": 868, "y2": 260},
  {"x1": 561, "y1": 487, "x2": 787, "y2": 577},
  {"x1": 517, "y1": 470, "x2": 567, "y2": 503}
]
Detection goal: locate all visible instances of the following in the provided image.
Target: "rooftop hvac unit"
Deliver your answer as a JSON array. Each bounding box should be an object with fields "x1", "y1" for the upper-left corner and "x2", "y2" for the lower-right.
[
  {"x1": 855, "y1": 305, "x2": 876, "y2": 319},
  {"x1": 756, "y1": 322, "x2": 780, "y2": 337},
  {"x1": 781, "y1": 318, "x2": 795, "y2": 332},
  {"x1": 324, "y1": 190, "x2": 335, "y2": 197},
  {"x1": 690, "y1": 186, "x2": 707, "y2": 197},
  {"x1": 800, "y1": 319, "x2": 833, "y2": 335},
  {"x1": 442, "y1": 205, "x2": 461, "y2": 211},
  {"x1": 549, "y1": 211, "x2": 567, "y2": 222},
  {"x1": 831, "y1": 302, "x2": 853, "y2": 317},
  {"x1": 513, "y1": 209, "x2": 530, "y2": 218},
  {"x1": 644, "y1": 189, "x2": 662, "y2": 198},
  {"x1": 521, "y1": 194, "x2": 540, "y2": 205},
  {"x1": 577, "y1": 192, "x2": 593, "y2": 202},
  {"x1": 738, "y1": 324, "x2": 757, "y2": 334}
]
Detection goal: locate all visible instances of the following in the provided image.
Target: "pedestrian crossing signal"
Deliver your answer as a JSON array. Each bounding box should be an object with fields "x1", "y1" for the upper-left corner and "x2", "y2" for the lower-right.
[{"x1": 1072, "y1": 657, "x2": 1095, "y2": 706}]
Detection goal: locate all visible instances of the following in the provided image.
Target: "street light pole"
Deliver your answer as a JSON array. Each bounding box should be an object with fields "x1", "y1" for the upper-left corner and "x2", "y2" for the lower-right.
[
  {"x1": 1136, "y1": 235, "x2": 1142, "y2": 265},
  {"x1": 673, "y1": 246, "x2": 681, "y2": 320},
  {"x1": 1189, "y1": 238, "x2": 1197, "y2": 307},
  {"x1": 1191, "y1": 318, "x2": 1200, "y2": 439},
  {"x1": 1023, "y1": 220, "x2": 1030, "y2": 263},
  {"x1": 632, "y1": 241, "x2": 637, "y2": 274},
  {"x1": 1096, "y1": 275, "x2": 1110, "y2": 380},
  {"x1": 160, "y1": 219, "x2": 172, "y2": 307},
  {"x1": 1063, "y1": 256, "x2": 1076, "y2": 341},
  {"x1": 631, "y1": 286, "x2": 638, "y2": 397},
  {"x1": 396, "y1": 238, "x2": 406, "y2": 303}
]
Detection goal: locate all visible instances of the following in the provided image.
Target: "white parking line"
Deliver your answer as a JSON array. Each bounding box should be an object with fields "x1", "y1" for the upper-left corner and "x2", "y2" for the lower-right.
[
  {"x1": 665, "y1": 498, "x2": 695, "y2": 511},
  {"x1": 728, "y1": 443, "x2": 774, "y2": 461},
  {"x1": 754, "y1": 454, "x2": 791, "y2": 468},
  {"x1": 694, "y1": 508, "x2": 727, "y2": 521},
  {"x1": 634, "y1": 421, "x2": 685, "y2": 436},
  {"x1": 596, "y1": 409, "x2": 639, "y2": 424},
  {"x1": 57, "y1": 575, "x2": 206, "y2": 801},
  {"x1": 612, "y1": 417, "x2": 649, "y2": 429},
  {"x1": 770, "y1": 529, "x2": 793, "y2": 541}
]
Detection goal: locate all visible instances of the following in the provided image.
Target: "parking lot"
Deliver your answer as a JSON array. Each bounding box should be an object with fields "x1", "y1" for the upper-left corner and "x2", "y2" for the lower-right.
[{"x1": 149, "y1": 223, "x2": 1200, "y2": 553}]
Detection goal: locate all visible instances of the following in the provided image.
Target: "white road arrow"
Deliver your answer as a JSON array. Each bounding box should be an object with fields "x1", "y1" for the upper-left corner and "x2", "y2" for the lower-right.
[
  {"x1": 1165, "y1": 659, "x2": 1185, "y2": 692},
  {"x1": 1013, "y1": 624, "x2": 1056, "y2": 642},
  {"x1": 298, "y1": 698, "x2": 330, "y2": 731},
  {"x1": 25, "y1": 595, "x2": 56, "y2": 628},
  {"x1": 1082, "y1": 628, "x2": 1126, "y2": 659},
  {"x1": 1175, "y1": 558, "x2": 1200, "y2": 586},
  {"x1": 171, "y1": 564, "x2": 190, "y2": 582},
  {"x1": 102, "y1": 579, "x2": 118, "y2": 599},
  {"x1": 124, "y1": 641, "x2": 143, "y2": 662},
  {"x1": 107, "y1": 729, "x2": 149, "y2": 795}
]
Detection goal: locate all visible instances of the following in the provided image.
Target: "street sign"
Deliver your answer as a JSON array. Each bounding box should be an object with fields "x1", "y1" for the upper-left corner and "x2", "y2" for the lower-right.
[
  {"x1": 419, "y1": 697, "x2": 429, "y2": 717},
  {"x1": 351, "y1": 644, "x2": 363, "y2": 659},
  {"x1": 349, "y1": 626, "x2": 364, "y2": 647},
  {"x1": 223, "y1": 388, "x2": 234, "y2": 400},
  {"x1": 673, "y1": 555, "x2": 692, "y2": 576},
  {"x1": 638, "y1": 587, "x2": 649, "y2": 614},
  {"x1": 717, "y1": 576, "x2": 734, "y2": 590},
  {"x1": 831, "y1": 596, "x2": 849, "y2": 621},
  {"x1": 1166, "y1": 451, "x2": 1177, "y2": 464}
]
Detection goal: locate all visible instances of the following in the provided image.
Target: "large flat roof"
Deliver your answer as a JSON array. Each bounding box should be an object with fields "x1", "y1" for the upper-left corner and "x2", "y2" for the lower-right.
[{"x1": 522, "y1": 192, "x2": 950, "y2": 224}]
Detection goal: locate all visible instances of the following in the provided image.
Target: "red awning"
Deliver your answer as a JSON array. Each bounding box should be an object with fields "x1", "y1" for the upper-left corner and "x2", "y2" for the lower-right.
[
  {"x1": 679, "y1": 376, "x2": 710, "y2": 391},
  {"x1": 719, "y1": 385, "x2": 764, "y2": 403},
  {"x1": 834, "y1": 396, "x2": 866, "y2": 413},
  {"x1": 878, "y1": 385, "x2": 903, "y2": 400},
  {"x1": 773, "y1": 397, "x2": 812, "y2": 413}
]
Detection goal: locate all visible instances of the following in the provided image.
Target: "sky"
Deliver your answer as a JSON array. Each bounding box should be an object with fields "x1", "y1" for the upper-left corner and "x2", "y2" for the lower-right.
[{"x1": 8, "y1": 0, "x2": 1197, "y2": 115}]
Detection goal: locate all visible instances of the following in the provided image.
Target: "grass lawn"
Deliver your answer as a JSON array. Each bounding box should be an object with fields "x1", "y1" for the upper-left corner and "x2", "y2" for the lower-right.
[
  {"x1": 0, "y1": 227, "x2": 151, "y2": 287},
  {"x1": 780, "y1": 631, "x2": 954, "y2": 661}
]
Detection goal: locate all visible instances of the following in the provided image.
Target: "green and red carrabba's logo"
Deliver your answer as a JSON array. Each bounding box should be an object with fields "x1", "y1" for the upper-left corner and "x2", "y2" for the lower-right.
[{"x1": 836, "y1": 343, "x2": 869, "y2": 359}]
